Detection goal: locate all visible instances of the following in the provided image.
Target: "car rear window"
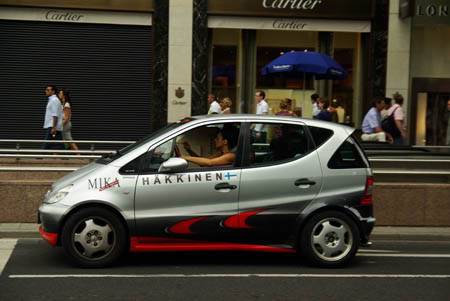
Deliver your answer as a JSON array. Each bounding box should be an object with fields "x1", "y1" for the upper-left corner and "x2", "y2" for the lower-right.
[
  {"x1": 328, "y1": 135, "x2": 369, "y2": 169},
  {"x1": 307, "y1": 126, "x2": 333, "y2": 148}
]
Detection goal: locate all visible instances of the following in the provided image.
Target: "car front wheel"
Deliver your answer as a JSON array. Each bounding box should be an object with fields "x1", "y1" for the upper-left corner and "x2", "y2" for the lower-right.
[
  {"x1": 61, "y1": 207, "x2": 128, "y2": 268},
  {"x1": 299, "y1": 211, "x2": 360, "y2": 268}
]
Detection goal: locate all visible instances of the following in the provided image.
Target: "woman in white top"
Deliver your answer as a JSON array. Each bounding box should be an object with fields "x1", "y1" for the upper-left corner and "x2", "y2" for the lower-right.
[
  {"x1": 58, "y1": 89, "x2": 79, "y2": 151},
  {"x1": 220, "y1": 97, "x2": 232, "y2": 114}
]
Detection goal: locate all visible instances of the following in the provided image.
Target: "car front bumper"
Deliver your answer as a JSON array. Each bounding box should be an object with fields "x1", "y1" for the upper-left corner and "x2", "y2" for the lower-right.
[{"x1": 38, "y1": 202, "x2": 70, "y2": 245}]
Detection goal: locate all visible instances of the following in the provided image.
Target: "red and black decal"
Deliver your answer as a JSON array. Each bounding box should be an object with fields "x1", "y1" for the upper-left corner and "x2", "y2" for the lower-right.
[
  {"x1": 130, "y1": 236, "x2": 295, "y2": 253},
  {"x1": 168, "y1": 216, "x2": 208, "y2": 234},
  {"x1": 223, "y1": 209, "x2": 265, "y2": 229}
]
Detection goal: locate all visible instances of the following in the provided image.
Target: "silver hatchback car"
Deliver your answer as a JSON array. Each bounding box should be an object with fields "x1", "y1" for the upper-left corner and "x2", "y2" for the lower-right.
[{"x1": 38, "y1": 115, "x2": 375, "y2": 268}]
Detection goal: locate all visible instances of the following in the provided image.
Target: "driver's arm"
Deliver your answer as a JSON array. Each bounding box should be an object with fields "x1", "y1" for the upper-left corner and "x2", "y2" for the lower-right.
[
  {"x1": 180, "y1": 141, "x2": 200, "y2": 157},
  {"x1": 183, "y1": 153, "x2": 235, "y2": 167}
]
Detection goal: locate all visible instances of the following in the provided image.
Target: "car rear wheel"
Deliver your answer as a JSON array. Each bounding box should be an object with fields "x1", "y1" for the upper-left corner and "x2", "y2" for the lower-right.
[
  {"x1": 61, "y1": 207, "x2": 127, "y2": 268},
  {"x1": 299, "y1": 211, "x2": 359, "y2": 267}
]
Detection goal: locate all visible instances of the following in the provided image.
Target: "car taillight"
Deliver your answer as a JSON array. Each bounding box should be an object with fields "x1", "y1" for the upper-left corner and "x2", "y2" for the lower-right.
[{"x1": 360, "y1": 176, "x2": 374, "y2": 205}]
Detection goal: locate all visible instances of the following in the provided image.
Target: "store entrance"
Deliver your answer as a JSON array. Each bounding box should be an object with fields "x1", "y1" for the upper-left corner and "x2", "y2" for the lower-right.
[
  {"x1": 425, "y1": 93, "x2": 450, "y2": 146},
  {"x1": 413, "y1": 78, "x2": 450, "y2": 146}
]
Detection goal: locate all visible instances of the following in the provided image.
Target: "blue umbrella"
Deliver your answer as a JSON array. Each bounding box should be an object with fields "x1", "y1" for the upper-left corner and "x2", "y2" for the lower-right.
[{"x1": 261, "y1": 51, "x2": 347, "y2": 80}]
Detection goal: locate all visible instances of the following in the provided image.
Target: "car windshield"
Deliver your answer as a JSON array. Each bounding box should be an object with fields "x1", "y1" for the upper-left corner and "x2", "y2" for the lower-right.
[{"x1": 96, "y1": 118, "x2": 194, "y2": 164}]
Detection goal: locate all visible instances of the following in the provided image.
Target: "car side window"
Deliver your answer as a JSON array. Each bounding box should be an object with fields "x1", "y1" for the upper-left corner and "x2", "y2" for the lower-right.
[
  {"x1": 176, "y1": 123, "x2": 241, "y2": 170},
  {"x1": 249, "y1": 123, "x2": 309, "y2": 166},
  {"x1": 328, "y1": 137, "x2": 368, "y2": 169},
  {"x1": 307, "y1": 126, "x2": 333, "y2": 148},
  {"x1": 140, "y1": 139, "x2": 175, "y2": 173},
  {"x1": 133, "y1": 122, "x2": 241, "y2": 174},
  {"x1": 119, "y1": 139, "x2": 174, "y2": 175}
]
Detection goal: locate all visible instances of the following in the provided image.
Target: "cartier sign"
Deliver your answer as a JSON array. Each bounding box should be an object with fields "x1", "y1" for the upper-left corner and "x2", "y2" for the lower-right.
[
  {"x1": 45, "y1": 10, "x2": 84, "y2": 22},
  {"x1": 208, "y1": 0, "x2": 374, "y2": 20},
  {"x1": 262, "y1": 0, "x2": 323, "y2": 10}
]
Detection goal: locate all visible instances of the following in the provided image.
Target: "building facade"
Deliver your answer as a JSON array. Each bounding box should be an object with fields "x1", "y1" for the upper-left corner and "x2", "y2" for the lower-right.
[
  {"x1": 2, "y1": 0, "x2": 447, "y2": 146},
  {"x1": 388, "y1": 0, "x2": 450, "y2": 146},
  {"x1": 0, "y1": 0, "x2": 163, "y2": 141}
]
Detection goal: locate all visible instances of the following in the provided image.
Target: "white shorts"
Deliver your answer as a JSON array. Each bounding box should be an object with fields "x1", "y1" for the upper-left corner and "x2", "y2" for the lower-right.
[{"x1": 361, "y1": 132, "x2": 386, "y2": 142}]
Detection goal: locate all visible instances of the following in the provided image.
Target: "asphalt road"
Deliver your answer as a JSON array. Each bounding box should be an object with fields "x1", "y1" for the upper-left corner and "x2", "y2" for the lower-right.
[{"x1": 0, "y1": 237, "x2": 449, "y2": 301}]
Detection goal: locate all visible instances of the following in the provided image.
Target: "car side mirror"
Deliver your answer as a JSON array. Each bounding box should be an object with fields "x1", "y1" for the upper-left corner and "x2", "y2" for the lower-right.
[{"x1": 158, "y1": 158, "x2": 188, "y2": 173}]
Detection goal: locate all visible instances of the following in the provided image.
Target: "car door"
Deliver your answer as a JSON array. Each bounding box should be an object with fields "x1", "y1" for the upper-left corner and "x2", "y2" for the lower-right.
[
  {"x1": 237, "y1": 121, "x2": 323, "y2": 244},
  {"x1": 133, "y1": 122, "x2": 243, "y2": 243}
]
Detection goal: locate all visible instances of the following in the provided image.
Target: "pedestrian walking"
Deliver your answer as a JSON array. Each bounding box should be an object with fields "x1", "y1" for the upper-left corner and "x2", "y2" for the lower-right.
[
  {"x1": 58, "y1": 88, "x2": 79, "y2": 151},
  {"x1": 255, "y1": 90, "x2": 269, "y2": 115},
  {"x1": 276, "y1": 99, "x2": 295, "y2": 116},
  {"x1": 315, "y1": 99, "x2": 332, "y2": 122},
  {"x1": 285, "y1": 98, "x2": 294, "y2": 115},
  {"x1": 293, "y1": 107, "x2": 303, "y2": 117},
  {"x1": 311, "y1": 93, "x2": 320, "y2": 117},
  {"x1": 207, "y1": 93, "x2": 221, "y2": 114},
  {"x1": 328, "y1": 100, "x2": 339, "y2": 123},
  {"x1": 220, "y1": 97, "x2": 232, "y2": 114},
  {"x1": 43, "y1": 84, "x2": 64, "y2": 149},
  {"x1": 333, "y1": 98, "x2": 346, "y2": 123},
  {"x1": 254, "y1": 90, "x2": 269, "y2": 141},
  {"x1": 381, "y1": 97, "x2": 392, "y2": 120},
  {"x1": 384, "y1": 92, "x2": 406, "y2": 145}
]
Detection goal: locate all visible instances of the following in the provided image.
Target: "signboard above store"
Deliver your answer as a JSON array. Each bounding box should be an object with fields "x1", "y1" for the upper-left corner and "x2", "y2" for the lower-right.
[
  {"x1": 399, "y1": 0, "x2": 449, "y2": 24},
  {"x1": 208, "y1": 0, "x2": 375, "y2": 20},
  {"x1": 0, "y1": 0, "x2": 154, "y2": 12},
  {"x1": 415, "y1": 0, "x2": 449, "y2": 24},
  {"x1": 0, "y1": 6, "x2": 152, "y2": 26},
  {"x1": 208, "y1": 16, "x2": 370, "y2": 32}
]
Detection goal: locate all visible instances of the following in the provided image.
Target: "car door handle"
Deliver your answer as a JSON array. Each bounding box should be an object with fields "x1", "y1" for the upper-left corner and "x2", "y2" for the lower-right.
[
  {"x1": 215, "y1": 182, "x2": 237, "y2": 190},
  {"x1": 295, "y1": 178, "x2": 316, "y2": 186}
]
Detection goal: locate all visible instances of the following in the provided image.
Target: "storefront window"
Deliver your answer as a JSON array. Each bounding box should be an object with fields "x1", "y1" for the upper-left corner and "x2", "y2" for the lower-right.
[
  {"x1": 211, "y1": 45, "x2": 237, "y2": 108},
  {"x1": 332, "y1": 48, "x2": 354, "y2": 120},
  {"x1": 256, "y1": 47, "x2": 315, "y2": 89}
]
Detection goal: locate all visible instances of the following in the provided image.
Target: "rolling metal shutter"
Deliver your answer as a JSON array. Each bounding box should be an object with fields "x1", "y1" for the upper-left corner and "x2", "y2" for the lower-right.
[{"x1": 0, "y1": 20, "x2": 153, "y2": 142}]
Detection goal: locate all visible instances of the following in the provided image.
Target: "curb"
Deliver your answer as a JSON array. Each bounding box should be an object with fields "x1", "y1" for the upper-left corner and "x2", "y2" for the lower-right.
[{"x1": 371, "y1": 226, "x2": 450, "y2": 241}]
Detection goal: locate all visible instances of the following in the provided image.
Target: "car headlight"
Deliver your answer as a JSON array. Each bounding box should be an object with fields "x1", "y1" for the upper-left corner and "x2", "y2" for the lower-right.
[{"x1": 44, "y1": 185, "x2": 73, "y2": 204}]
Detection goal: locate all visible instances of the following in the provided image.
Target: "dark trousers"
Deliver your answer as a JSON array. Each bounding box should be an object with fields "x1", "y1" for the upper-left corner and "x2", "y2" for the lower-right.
[
  {"x1": 43, "y1": 128, "x2": 64, "y2": 150},
  {"x1": 393, "y1": 136, "x2": 404, "y2": 145}
]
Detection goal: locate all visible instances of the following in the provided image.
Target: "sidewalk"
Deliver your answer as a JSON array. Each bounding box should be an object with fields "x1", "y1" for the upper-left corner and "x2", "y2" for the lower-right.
[{"x1": 1, "y1": 223, "x2": 450, "y2": 239}]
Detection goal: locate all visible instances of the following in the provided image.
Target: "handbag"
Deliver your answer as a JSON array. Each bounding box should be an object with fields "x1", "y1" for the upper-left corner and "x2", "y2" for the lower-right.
[{"x1": 381, "y1": 106, "x2": 401, "y2": 138}]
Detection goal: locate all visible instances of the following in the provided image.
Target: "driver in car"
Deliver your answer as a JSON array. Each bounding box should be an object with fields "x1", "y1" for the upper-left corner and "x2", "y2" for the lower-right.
[{"x1": 179, "y1": 127, "x2": 238, "y2": 167}]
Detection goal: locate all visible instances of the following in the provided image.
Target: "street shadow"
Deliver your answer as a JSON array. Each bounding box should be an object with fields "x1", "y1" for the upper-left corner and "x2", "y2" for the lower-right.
[{"x1": 1, "y1": 239, "x2": 362, "y2": 276}]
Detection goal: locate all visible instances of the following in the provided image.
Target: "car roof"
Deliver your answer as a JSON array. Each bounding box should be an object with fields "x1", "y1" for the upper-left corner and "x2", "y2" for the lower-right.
[{"x1": 190, "y1": 114, "x2": 354, "y2": 133}]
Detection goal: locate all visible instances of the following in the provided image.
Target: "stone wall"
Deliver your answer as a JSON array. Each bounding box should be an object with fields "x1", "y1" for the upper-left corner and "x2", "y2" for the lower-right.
[
  {"x1": 373, "y1": 183, "x2": 450, "y2": 226},
  {"x1": 1, "y1": 171, "x2": 449, "y2": 226}
]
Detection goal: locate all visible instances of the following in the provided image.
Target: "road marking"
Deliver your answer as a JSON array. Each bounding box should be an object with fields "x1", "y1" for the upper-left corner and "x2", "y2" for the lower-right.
[
  {"x1": 373, "y1": 240, "x2": 450, "y2": 244},
  {"x1": 357, "y1": 253, "x2": 450, "y2": 258},
  {"x1": 358, "y1": 249, "x2": 399, "y2": 253},
  {"x1": 0, "y1": 239, "x2": 17, "y2": 276},
  {"x1": 8, "y1": 274, "x2": 450, "y2": 279}
]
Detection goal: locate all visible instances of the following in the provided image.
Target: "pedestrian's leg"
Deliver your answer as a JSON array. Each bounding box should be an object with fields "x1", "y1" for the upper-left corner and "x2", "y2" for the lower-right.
[
  {"x1": 394, "y1": 137, "x2": 404, "y2": 145},
  {"x1": 43, "y1": 128, "x2": 52, "y2": 149},
  {"x1": 55, "y1": 131, "x2": 64, "y2": 149}
]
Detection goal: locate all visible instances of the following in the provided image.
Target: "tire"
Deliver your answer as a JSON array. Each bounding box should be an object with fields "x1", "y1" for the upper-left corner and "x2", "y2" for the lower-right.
[
  {"x1": 61, "y1": 207, "x2": 128, "y2": 268},
  {"x1": 299, "y1": 210, "x2": 360, "y2": 268}
]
